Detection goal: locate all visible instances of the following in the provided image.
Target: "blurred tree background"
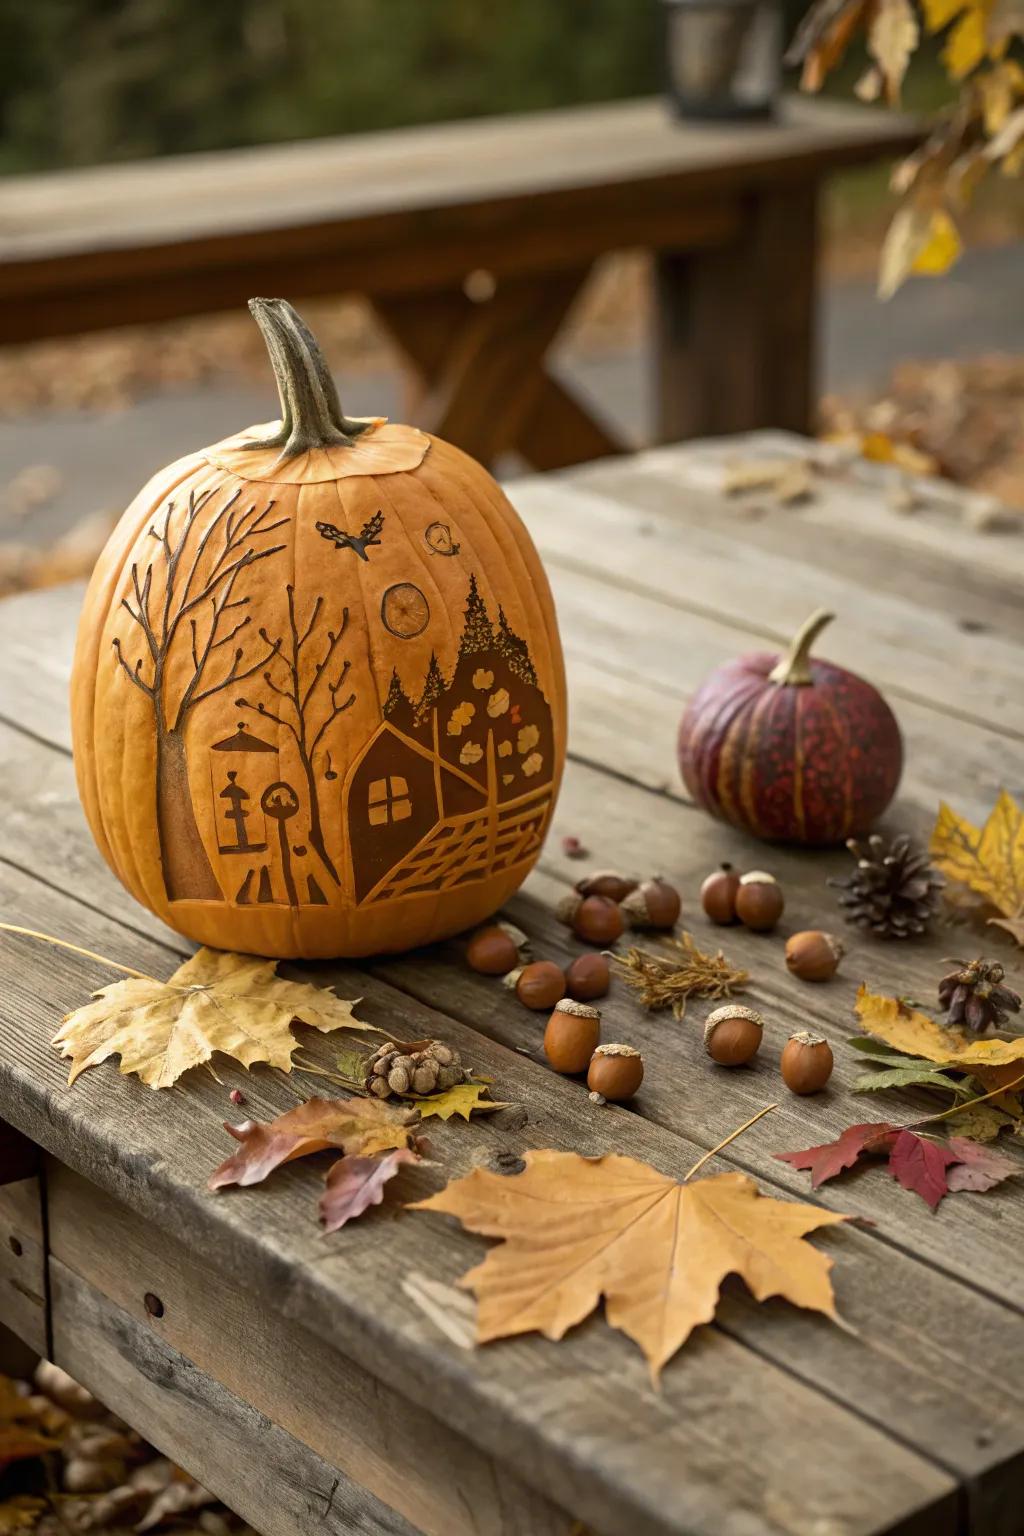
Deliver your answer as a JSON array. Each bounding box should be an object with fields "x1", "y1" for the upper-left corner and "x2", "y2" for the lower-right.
[{"x1": 0, "y1": 0, "x2": 669, "y2": 173}]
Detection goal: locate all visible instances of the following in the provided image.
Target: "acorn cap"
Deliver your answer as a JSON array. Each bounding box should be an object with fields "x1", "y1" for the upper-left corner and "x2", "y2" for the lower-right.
[
  {"x1": 703, "y1": 1004, "x2": 764, "y2": 1046},
  {"x1": 592, "y1": 1042, "x2": 641, "y2": 1057},
  {"x1": 552, "y1": 998, "x2": 601, "y2": 1018},
  {"x1": 788, "y1": 1029, "x2": 827, "y2": 1046},
  {"x1": 740, "y1": 870, "x2": 777, "y2": 885}
]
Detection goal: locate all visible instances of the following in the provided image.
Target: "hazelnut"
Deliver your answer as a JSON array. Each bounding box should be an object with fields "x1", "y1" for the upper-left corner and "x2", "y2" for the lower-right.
[
  {"x1": 587, "y1": 1043, "x2": 644, "y2": 1100},
  {"x1": 735, "y1": 871, "x2": 784, "y2": 932},
  {"x1": 576, "y1": 870, "x2": 639, "y2": 903},
  {"x1": 467, "y1": 924, "x2": 521, "y2": 975},
  {"x1": 513, "y1": 960, "x2": 566, "y2": 1010},
  {"x1": 565, "y1": 951, "x2": 611, "y2": 1001},
  {"x1": 544, "y1": 1000, "x2": 601, "y2": 1074},
  {"x1": 558, "y1": 893, "x2": 624, "y2": 946},
  {"x1": 700, "y1": 862, "x2": 741, "y2": 924},
  {"x1": 785, "y1": 930, "x2": 844, "y2": 983},
  {"x1": 704, "y1": 1004, "x2": 764, "y2": 1066},
  {"x1": 781, "y1": 1030, "x2": 834, "y2": 1094},
  {"x1": 621, "y1": 876, "x2": 681, "y2": 931}
]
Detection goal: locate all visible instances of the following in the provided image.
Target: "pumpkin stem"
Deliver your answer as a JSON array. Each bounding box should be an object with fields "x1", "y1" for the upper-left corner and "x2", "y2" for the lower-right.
[
  {"x1": 244, "y1": 297, "x2": 371, "y2": 457},
  {"x1": 768, "y1": 609, "x2": 835, "y2": 687}
]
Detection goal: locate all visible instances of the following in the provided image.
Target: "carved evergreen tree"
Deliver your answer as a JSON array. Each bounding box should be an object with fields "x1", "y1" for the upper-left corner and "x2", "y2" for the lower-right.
[
  {"x1": 416, "y1": 653, "x2": 447, "y2": 724},
  {"x1": 459, "y1": 574, "x2": 496, "y2": 655},
  {"x1": 496, "y1": 605, "x2": 538, "y2": 686}
]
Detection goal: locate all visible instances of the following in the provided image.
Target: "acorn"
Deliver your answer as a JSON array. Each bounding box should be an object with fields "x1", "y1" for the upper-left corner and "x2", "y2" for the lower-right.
[
  {"x1": 587, "y1": 1044, "x2": 644, "y2": 1100},
  {"x1": 575, "y1": 870, "x2": 638, "y2": 903},
  {"x1": 467, "y1": 924, "x2": 521, "y2": 975},
  {"x1": 509, "y1": 960, "x2": 566, "y2": 1011},
  {"x1": 735, "y1": 871, "x2": 784, "y2": 932},
  {"x1": 700, "y1": 862, "x2": 741, "y2": 924},
  {"x1": 780, "y1": 1031, "x2": 834, "y2": 1094},
  {"x1": 543, "y1": 1000, "x2": 601, "y2": 1074},
  {"x1": 565, "y1": 952, "x2": 611, "y2": 1002},
  {"x1": 703, "y1": 1004, "x2": 764, "y2": 1066},
  {"x1": 621, "y1": 876, "x2": 681, "y2": 931},
  {"x1": 785, "y1": 930, "x2": 844, "y2": 983},
  {"x1": 557, "y1": 892, "x2": 625, "y2": 946}
]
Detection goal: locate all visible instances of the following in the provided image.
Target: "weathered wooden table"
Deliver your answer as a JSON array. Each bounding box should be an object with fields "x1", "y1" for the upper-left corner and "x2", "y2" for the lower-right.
[
  {"x1": 1, "y1": 431, "x2": 1023, "y2": 1536},
  {"x1": 0, "y1": 99, "x2": 917, "y2": 463}
]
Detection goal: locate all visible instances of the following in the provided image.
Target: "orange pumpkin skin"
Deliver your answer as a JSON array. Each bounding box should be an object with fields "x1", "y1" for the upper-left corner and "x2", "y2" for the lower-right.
[{"x1": 71, "y1": 301, "x2": 565, "y2": 959}]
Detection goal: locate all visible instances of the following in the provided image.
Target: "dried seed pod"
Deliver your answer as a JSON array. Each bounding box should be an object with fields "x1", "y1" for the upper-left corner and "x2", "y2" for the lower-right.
[
  {"x1": 703, "y1": 1004, "x2": 764, "y2": 1066},
  {"x1": 938, "y1": 958, "x2": 1022, "y2": 1033},
  {"x1": 785, "y1": 930, "x2": 844, "y2": 982},
  {"x1": 565, "y1": 951, "x2": 611, "y2": 1002},
  {"x1": 735, "y1": 871, "x2": 784, "y2": 932},
  {"x1": 467, "y1": 924, "x2": 521, "y2": 975},
  {"x1": 621, "y1": 877, "x2": 681, "y2": 931},
  {"x1": 700, "y1": 863, "x2": 741, "y2": 924},
  {"x1": 514, "y1": 960, "x2": 567, "y2": 1011},
  {"x1": 575, "y1": 869, "x2": 639, "y2": 903},
  {"x1": 543, "y1": 1000, "x2": 601, "y2": 1074},
  {"x1": 780, "y1": 1030, "x2": 834, "y2": 1094},
  {"x1": 364, "y1": 1038, "x2": 467, "y2": 1099},
  {"x1": 587, "y1": 1043, "x2": 644, "y2": 1100}
]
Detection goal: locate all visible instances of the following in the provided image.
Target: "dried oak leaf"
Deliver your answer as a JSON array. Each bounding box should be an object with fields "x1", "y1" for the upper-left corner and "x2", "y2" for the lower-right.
[
  {"x1": 930, "y1": 790, "x2": 1024, "y2": 941},
  {"x1": 404, "y1": 1081, "x2": 512, "y2": 1122},
  {"x1": 320, "y1": 1147, "x2": 421, "y2": 1232},
  {"x1": 209, "y1": 1096, "x2": 420, "y2": 1189},
  {"x1": 855, "y1": 985, "x2": 1024, "y2": 1075},
  {"x1": 411, "y1": 1149, "x2": 850, "y2": 1382},
  {"x1": 52, "y1": 947, "x2": 374, "y2": 1090}
]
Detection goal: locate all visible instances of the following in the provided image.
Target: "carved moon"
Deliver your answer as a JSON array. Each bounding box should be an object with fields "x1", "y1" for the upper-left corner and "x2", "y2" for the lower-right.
[{"x1": 381, "y1": 582, "x2": 430, "y2": 639}]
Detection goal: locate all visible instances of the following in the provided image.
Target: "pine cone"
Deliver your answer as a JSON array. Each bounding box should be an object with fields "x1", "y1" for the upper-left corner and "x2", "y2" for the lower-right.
[
  {"x1": 828, "y1": 832, "x2": 943, "y2": 939},
  {"x1": 938, "y1": 958, "x2": 1022, "y2": 1033},
  {"x1": 365, "y1": 1039, "x2": 467, "y2": 1099}
]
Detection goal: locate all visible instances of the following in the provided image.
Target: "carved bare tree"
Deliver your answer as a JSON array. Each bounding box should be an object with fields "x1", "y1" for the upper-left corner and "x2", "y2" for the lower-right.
[
  {"x1": 236, "y1": 585, "x2": 355, "y2": 885},
  {"x1": 113, "y1": 488, "x2": 288, "y2": 901}
]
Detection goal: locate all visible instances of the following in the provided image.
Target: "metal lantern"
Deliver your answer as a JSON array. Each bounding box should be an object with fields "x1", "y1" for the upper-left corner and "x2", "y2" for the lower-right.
[{"x1": 661, "y1": 0, "x2": 782, "y2": 120}]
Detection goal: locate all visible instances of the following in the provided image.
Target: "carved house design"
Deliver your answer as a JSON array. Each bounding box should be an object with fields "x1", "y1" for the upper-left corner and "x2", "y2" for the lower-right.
[{"x1": 344, "y1": 577, "x2": 555, "y2": 906}]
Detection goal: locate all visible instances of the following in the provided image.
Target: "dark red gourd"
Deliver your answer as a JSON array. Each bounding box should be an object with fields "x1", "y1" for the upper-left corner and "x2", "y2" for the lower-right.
[{"x1": 677, "y1": 610, "x2": 902, "y2": 846}]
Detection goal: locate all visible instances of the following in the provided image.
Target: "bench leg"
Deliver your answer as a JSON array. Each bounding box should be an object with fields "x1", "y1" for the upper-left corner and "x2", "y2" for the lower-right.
[
  {"x1": 374, "y1": 269, "x2": 627, "y2": 471},
  {"x1": 653, "y1": 181, "x2": 819, "y2": 443}
]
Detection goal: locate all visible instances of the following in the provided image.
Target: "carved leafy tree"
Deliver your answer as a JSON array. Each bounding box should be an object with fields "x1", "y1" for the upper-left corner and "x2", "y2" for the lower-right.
[
  {"x1": 113, "y1": 488, "x2": 287, "y2": 901},
  {"x1": 236, "y1": 586, "x2": 355, "y2": 885}
]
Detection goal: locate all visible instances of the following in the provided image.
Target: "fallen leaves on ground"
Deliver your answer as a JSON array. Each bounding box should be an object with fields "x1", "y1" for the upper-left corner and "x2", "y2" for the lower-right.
[
  {"x1": 777, "y1": 1119, "x2": 1019, "y2": 1209},
  {"x1": 210, "y1": 1094, "x2": 425, "y2": 1232},
  {"x1": 931, "y1": 790, "x2": 1024, "y2": 944},
  {"x1": 404, "y1": 1081, "x2": 511, "y2": 1121},
  {"x1": 721, "y1": 456, "x2": 816, "y2": 505},
  {"x1": 411, "y1": 1149, "x2": 850, "y2": 1382},
  {"x1": 53, "y1": 947, "x2": 374, "y2": 1089},
  {"x1": 856, "y1": 985, "x2": 1024, "y2": 1073}
]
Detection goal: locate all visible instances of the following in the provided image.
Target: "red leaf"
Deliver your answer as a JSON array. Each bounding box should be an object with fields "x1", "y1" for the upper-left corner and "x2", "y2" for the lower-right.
[
  {"x1": 886, "y1": 1130, "x2": 958, "y2": 1210},
  {"x1": 208, "y1": 1097, "x2": 416, "y2": 1190},
  {"x1": 946, "y1": 1137, "x2": 1020, "y2": 1193},
  {"x1": 775, "y1": 1122, "x2": 897, "y2": 1187},
  {"x1": 319, "y1": 1148, "x2": 420, "y2": 1233}
]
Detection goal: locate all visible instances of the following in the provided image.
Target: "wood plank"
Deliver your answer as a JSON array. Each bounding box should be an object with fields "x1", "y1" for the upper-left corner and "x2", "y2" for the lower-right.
[
  {"x1": 49, "y1": 1259, "x2": 422, "y2": 1536},
  {"x1": 48, "y1": 1166, "x2": 576, "y2": 1536},
  {"x1": 0, "y1": 1119, "x2": 39, "y2": 1184},
  {"x1": 0, "y1": 1176, "x2": 47, "y2": 1355},
  {"x1": 0, "y1": 860, "x2": 961, "y2": 1536}
]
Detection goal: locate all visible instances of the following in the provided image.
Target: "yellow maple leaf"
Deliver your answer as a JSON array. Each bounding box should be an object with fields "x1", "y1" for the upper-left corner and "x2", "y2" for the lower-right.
[
  {"x1": 931, "y1": 790, "x2": 1024, "y2": 930},
  {"x1": 52, "y1": 947, "x2": 373, "y2": 1090},
  {"x1": 922, "y1": 0, "x2": 968, "y2": 29},
  {"x1": 879, "y1": 205, "x2": 962, "y2": 298},
  {"x1": 412, "y1": 1150, "x2": 849, "y2": 1382},
  {"x1": 404, "y1": 1081, "x2": 512, "y2": 1122},
  {"x1": 869, "y1": 0, "x2": 920, "y2": 102},
  {"x1": 944, "y1": 0, "x2": 991, "y2": 77},
  {"x1": 856, "y1": 985, "x2": 1024, "y2": 1070},
  {"x1": 976, "y1": 59, "x2": 1024, "y2": 132}
]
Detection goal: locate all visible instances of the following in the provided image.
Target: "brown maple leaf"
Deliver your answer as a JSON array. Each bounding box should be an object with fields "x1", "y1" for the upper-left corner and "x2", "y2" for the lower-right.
[
  {"x1": 320, "y1": 1148, "x2": 421, "y2": 1232},
  {"x1": 209, "y1": 1096, "x2": 420, "y2": 1189},
  {"x1": 412, "y1": 1149, "x2": 850, "y2": 1382},
  {"x1": 52, "y1": 947, "x2": 375, "y2": 1089},
  {"x1": 931, "y1": 791, "x2": 1024, "y2": 944}
]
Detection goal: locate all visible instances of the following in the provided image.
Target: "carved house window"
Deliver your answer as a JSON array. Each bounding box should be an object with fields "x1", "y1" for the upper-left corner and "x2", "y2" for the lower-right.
[{"x1": 368, "y1": 776, "x2": 412, "y2": 826}]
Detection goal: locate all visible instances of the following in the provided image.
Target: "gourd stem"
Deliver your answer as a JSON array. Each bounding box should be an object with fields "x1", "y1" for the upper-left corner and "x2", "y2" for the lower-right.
[
  {"x1": 245, "y1": 297, "x2": 370, "y2": 456},
  {"x1": 768, "y1": 609, "x2": 835, "y2": 687}
]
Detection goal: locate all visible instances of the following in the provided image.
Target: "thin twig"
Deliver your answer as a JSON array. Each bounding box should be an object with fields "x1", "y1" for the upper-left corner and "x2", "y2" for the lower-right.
[
  {"x1": 0, "y1": 924, "x2": 157, "y2": 981},
  {"x1": 909, "y1": 1071, "x2": 1024, "y2": 1130},
  {"x1": 683, "y1": 1103, "x2": 778, "y2": 1182}
]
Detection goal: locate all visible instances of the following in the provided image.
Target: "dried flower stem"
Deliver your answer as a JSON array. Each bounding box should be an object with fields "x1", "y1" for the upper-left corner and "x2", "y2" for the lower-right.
[
  {"x1": 0, "y1": 922, "x2": 156, "y2": 981},
  {"x1": 684, "y1": 1104, "x2": 778, "y2": 1181},
  {"x1": 609, "y1": 932, "x2": 748, "y2": 1019}
]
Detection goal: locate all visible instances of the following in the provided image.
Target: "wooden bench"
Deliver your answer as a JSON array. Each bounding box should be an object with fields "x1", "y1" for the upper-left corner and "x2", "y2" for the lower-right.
[
  {"x1": 0, "y1": 100, "x2": 917, "y2": 466},
  {"x1": 3, "y1": 431, "x2": 1023, "y2": 1534}
]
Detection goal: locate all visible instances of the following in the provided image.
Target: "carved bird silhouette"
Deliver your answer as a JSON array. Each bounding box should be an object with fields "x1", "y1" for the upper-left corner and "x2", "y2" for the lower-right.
[{"x1": 315, "y1": 509, "x2": 384, "y2": 561}]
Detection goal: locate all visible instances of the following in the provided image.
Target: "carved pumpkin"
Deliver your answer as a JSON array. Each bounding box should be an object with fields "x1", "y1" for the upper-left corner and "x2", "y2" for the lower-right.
[
  {"x1": 677, "y1": 610, "x2": 902, "y2": 846},
  {"x1": 71, "y1": 299, "x2": 566, "y2": 959}
]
